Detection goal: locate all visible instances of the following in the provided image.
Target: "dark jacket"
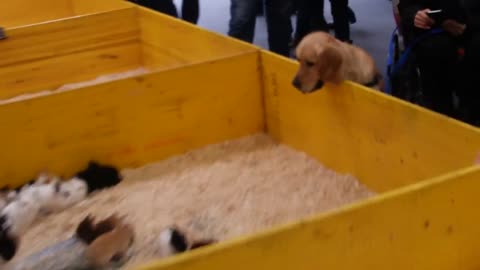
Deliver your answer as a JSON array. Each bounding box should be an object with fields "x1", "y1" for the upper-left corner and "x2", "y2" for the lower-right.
[
  {"x1": 398, "y1": 0, "x2": 467, "y2": 34},
  {"x1": 462, "y1": 0, "x2": 480, "y2": 31}
]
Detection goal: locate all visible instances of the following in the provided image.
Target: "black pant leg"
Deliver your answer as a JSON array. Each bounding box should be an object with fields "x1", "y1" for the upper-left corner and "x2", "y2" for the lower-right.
[
  {"x1": 329, "y1": 0, "x2": 350, "y2": 41},
  {"x1": 182, "y1": 0, "x2": 200, "y2": 24},
  {"x1": 415, "y1": 33, "x2": 459, "y2": 118}
]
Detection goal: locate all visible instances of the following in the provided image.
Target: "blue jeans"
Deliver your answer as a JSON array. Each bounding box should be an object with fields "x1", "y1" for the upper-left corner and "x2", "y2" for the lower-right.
[{"x1": 228, "y1": 0, "x2": 294, "y2": 57}]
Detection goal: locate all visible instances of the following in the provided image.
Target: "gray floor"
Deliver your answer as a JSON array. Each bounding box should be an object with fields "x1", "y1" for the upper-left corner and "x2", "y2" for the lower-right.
[{"x1": 174, "y1": 0, "x2": 395, "y2": 76}]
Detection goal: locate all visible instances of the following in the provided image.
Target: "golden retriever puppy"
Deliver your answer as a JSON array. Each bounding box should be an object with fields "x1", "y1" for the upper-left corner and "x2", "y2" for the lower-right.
[{"x1": 292, "y1": 31, "x2": 383, "y2": 93}]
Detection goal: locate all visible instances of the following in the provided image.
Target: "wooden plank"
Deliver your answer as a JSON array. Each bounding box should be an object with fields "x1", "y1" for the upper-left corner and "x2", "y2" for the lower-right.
[
  {"x1": 138, "y1": 7, "x2": 257, "y2": 68},
  {"x1": 0, "y1": 8, "x2": 140, "y2": 68},
  {"x1": 0, "y1": 42, "x2": 142, "y2": 100},
  {"x1": 0, "y1": 53, "x2": 263, "y2": 187},
  {"x1": 142, "y1": 43, "x2": 192, "y2": 70},
  {"x1": 0, "y1": 0, "x2": 131, "y2": 29},
  {"x1": 261, "y1": 51, "x2": 480, "y2": 192},
  {"x1": 136, "y1": 166, "x2": 480, "y2": 270},
  {"x1": 71, "y1": 0, "x2": 133, "y2": 15},
  {"x1": 0, "y1": 0, "x2": 74, "y2": 28}
]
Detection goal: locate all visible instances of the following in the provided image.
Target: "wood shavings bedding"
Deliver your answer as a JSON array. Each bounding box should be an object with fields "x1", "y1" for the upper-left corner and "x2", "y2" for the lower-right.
[{"x1": 6, "y1": 134, "x2": 375, "y2": 269}]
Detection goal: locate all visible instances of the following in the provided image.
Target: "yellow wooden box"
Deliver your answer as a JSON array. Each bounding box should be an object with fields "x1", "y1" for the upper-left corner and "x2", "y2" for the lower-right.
[
  {"x1": 0, "y1": 5, "x2": 256, "y2": 100},
  {"x1": 2, "y1": 6, "x2": 480, "y2": 270},
  {"x1": 2, "y1": 48, "x2": 480, "y2": 269},
  {"x1": 0, "y1": 0, "x2": 133, "y2": 28}
]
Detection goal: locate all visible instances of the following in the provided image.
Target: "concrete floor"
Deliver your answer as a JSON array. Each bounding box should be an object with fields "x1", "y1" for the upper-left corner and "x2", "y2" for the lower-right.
[{"x1": 174, "y1": 0, "x2": 395, "y2": 76}]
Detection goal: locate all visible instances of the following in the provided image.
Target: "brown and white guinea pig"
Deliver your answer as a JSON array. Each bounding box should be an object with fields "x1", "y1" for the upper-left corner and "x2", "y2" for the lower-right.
[
  {"x1": 0, "y1": 161, "x2": 123, "y2": 263},
  {"x1": 10, "y1": 214, "x2": 134, "y2": 270},
  {"x1": 156, "y1": 226, "x2": 217, "y2": 258},
  {"x1": 85, "y1": 219, "x2": 135, "y2": 267}
]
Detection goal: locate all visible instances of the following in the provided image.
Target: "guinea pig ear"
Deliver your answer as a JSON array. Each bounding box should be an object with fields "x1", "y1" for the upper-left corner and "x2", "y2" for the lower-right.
[
  {"x1": 320, "y1": 45, "x2": 344, "y2": 84},
  {"x1": 190, "y1": 239, "x2": 217, "y2": 250}
]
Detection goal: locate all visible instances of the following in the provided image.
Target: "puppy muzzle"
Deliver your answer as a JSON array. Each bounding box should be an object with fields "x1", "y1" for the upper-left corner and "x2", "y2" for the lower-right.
[{"x1": 292, "y1": 78, "x2": 325, "y2": 94}]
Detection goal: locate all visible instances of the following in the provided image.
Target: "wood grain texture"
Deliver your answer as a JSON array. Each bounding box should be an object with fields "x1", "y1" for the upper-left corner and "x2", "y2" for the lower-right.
[
  {"x1": 0, "y1": 0, "x2": 74, "y2": 28},
  {"x1": 260, "y1": 51, "x2": 480, "y2": 192},
  {"x1": 71, "y1": 0, "x2": 133, "y2": 15},
  {"x1": 0, "y1": 0, "x2": 131, "y2": 28},
  {"x1": 0, "y1": 8, "x2": 140, "y2": 68},
  {"x1": 0, "y1": 8, "x2": 141, "y2": 99},
  {"x1": 0, "y1": 6, "x2": 258, "y2": 99},
  {"x1": 0, "y1": 43, "x2": 142, "y2": 99},
  {"x1": 0, "y1": 53, "x2": 263, "y2": 187},
  {"x1": 138, "y1": 7, "x2": 257, "y2": 69}
]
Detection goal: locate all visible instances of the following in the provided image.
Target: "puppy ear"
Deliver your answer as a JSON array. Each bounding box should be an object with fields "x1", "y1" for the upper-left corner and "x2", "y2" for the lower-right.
[{"x1": 318, "y1": 45, "x2": 344, "y2": 83}]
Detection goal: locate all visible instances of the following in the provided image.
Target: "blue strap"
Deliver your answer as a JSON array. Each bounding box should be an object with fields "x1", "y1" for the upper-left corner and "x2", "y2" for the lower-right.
[{"x1": 385, "y1": 27, "x2": 444, "y2": 94}]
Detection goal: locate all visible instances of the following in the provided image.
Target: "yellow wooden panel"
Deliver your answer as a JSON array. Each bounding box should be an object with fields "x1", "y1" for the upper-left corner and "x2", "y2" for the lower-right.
[
  {"x1": 0, "y1": 43, "x2": 142, "y2": 100},
  {"x1": 71, "y1": 0, "x2": 133, "y2": 15},
  {"x1": 0, "y1": 53, "x2": 263, "y2": 188},
  {"x1": 0, "y1": 0, "x2": 132, "y2": 29},
  {"x1": 142, "y1": 43, "x2": 192, "y2": 70},
  {"x1": 136, "y1": 166, "x2": 480, "y2": 270},
  {"x1": 138, "y1": 7, "x2": 257, "y2": 69},
  {"x1": 0, "y1": 8, "x2": 140, "y2": 68},
  {"x1": 0, "y1": 0, "x2": 74, "y2": 28},
  {"x1": 261, "y1": 51, "x2": 480, "y2": 192}
]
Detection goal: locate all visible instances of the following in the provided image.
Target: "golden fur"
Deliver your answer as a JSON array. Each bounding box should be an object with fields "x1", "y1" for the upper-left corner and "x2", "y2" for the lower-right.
[{"x1": 292, "y1": 32, "x2": 383, "y2": 93}]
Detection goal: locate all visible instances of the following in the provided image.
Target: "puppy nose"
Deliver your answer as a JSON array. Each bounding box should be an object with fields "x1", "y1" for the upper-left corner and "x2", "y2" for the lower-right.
[
  {"x1": 292, "y1": 77, "x2": 302, "y2": 89},
  {"x1": 315, "y1": 80, "x2": 325, "y2": 90}
]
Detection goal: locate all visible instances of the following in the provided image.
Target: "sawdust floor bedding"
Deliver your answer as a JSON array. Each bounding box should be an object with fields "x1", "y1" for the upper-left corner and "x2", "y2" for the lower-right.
[{"x1": 10, "y1": 134, "x2": 375, "y2": 269}]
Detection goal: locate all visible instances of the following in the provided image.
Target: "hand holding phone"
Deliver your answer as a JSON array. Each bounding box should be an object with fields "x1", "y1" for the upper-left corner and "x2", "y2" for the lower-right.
[
  {"x1": 427, "y1": 9, "x2": 444, "y2": 22},
  {"x1": 415, "y1": 9, "x2": 436, "y2": 29}
]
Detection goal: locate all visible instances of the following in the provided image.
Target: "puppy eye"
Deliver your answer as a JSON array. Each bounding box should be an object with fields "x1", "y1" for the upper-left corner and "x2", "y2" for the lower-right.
[{"x1": 305, "y1": 61, "x2": 315, "y2": 67}]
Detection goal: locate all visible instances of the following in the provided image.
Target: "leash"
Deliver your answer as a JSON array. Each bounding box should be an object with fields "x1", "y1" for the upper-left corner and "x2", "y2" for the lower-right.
[{"x1": 385, "y1": 27, "x2": 444, "y2": 94}]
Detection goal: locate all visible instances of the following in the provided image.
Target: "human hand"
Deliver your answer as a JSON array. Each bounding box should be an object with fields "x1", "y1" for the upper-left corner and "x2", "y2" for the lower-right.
[
  {"x1": 442, "y1": 19, "x2": 466, "y2": 36},
  {"x1": 414, "y1": 9, "x2": 435, "y2": 29}
]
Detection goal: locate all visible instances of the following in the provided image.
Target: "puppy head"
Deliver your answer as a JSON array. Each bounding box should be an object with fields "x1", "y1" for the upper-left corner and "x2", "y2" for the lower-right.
[{"x1": 293, "y1": 32, "x2": 344, "y2": 93}]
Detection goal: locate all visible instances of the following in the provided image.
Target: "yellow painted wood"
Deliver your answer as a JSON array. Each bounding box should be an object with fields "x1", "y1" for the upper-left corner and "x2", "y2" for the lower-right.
[
  {"x1": 0, "y1": 6, "x2": 257, "y2": 100},
  {"x1": 138, "y1": 7, "x2": 257, "y2": 69},
  {"x1": 261, "y1": 51, "x2": 480, "y2": 192},
  {"x1": 0, "y1": 0, "x2": 73, "y2": 28},
  {"x1": 136, "y1": 166, "x2": 480, "y2": 270},
  {"x1": 0, "y1": 53, "x2": 263, "y2": 188},
  {"x1": 0, "y1": 8, "x2": 140, "y2": 68},
  {"x1": 0, "y1": 8, "x2": 141, "y2": 100},
  {"x1": 0, "y1": 43, "x2": 142, "y2": 99},
  {"x1": 71, "y1": 0, "x2": 133, "y2": 15},
  {"x1": 0, "y1": 0, "x2": 132, "y2": 28}
]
